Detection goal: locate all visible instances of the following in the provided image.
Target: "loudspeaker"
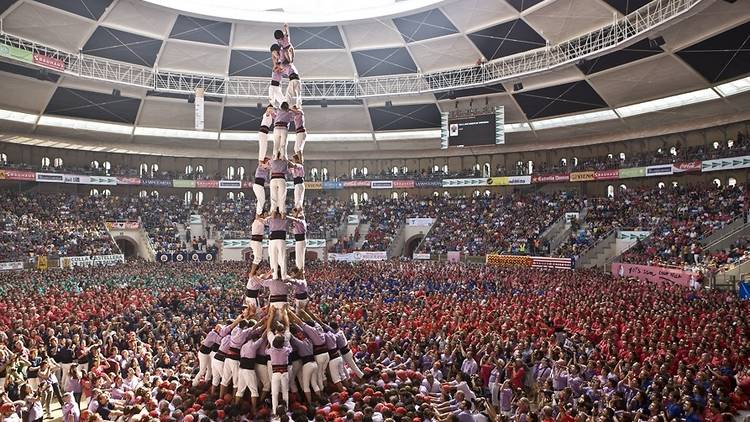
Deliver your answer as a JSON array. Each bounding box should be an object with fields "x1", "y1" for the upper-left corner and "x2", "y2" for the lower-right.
[
  {"x1": 649, "y1": 36, "x2": 665, "y2": 48},
  {"x1": 448, "y1": 90, "x2": 456, "y2": 100},
  {"x1": 320, "y1": 99, "x2": 328, "y2": 108},
  {"x1": 112, "y1": 89, "x2": 121, "y2": 97},
  {"x1": 257, "y1": 102, "x2": 263, "y2": 110},
  {"x1": 513, "y1": 82, "x2": 523, "y2": 92},
  {"x1": 385, "y1": 100, "x2": 393, "y2": 108}
]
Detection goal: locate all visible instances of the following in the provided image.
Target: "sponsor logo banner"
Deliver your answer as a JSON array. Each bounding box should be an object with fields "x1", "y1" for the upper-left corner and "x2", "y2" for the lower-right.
[
  {"x1": 672, "y1": 160, "x2": 701, "y2": 173},
  {"x1": 570, "y1": 171, "x2": 595, "y2": 182},
  {"x1": 593, "y1": 169, "x2": 619, "y2": 180},
  {"x1": 105, "y1": 221, "x2": 140, "y2": 230},
  {"x1": 196, "y1": 180, "x2": 219, "y2": 188},
  {"x1": 617, "y1": 230, "x2": 651, "y2": 240},
  {"x1": 612, "y1": 262, "x2": 697, "y2": 287},
  {"x1": 442, "y1": 178, "x2": 487, "y2": 188},
  {"x1": 487, "y1": 176, "x2": 531, "y2": 186},
  {"x1": 33, "y1": 53, "x2": 65, "y2": 71},
  {"x1": 36, "y1": 172, "x2": 64, "y2": 183},
  {"x1": 618, "y1": 167, "x2": 646, "y2": 179},
  {"x1": 0, "y1": 261, "x2": 24, "y2": 271},
  {"x1": 564, "y1": 212, "x2": 579, "y2": 223},
  {"x1": 645, "y1": 165, "x2": 673, "y2": 176},
  {"x1": 219, "y1": 180, "x2": 242, "y2": 189},
  {"x1": 116, "y1": 176, "x2": 141, "y2": 185},
  {"x1": 701, "y1": 155, "x2": 750, "y2": 173},
  {"x1": 370, "y1": 180, "x2": 393, "y2": 189},
  {"x1": 306, "y1": 181, "x2": 322, "y2": 190},
  {"x1": 64, "y1": 174, "x2": 90, "y2": 184},
  {"x1": 0, "y1": 169, "x2": 36, "y2": 181},
  {"x1": 190, "y1": 215, "x2": 202, "y2": 225},
  {"x1": 406, "y1": 217, "x2": 435, "y2": 226},
  {"x1": 64, "y1": 254, "x2": 125, "y2": 268},
  {"x1": 532, "y1": 173, "x2": 569, "y2": 183},
  {"x1": 413, "y1": 253, "x2": 431, "y2": 260},
  {"x1": 393, "y1": 180, "x2": 415, "y2": 189},
  {"x1": 328, "y1": 251, "x2": 387, "y2": 262},
  {"x1": 222, "y1": 239, "x2": 251, "y2": 249},
  {"x1": 347, "y1": 215, "x2": 360, "y2": 225},
  {"x1": 0, "y1": 43, "x2": 33, "y2": 64},
  {"x1": 323, "y1": 181, "x2": 343, "y2": 190},
  {"x1": 414, "y1": 179, "x2": 443, "y2": 188},
  {"x1": 141, "y1": 178, "x2": 172, "y2": 187},
  {"x1": 222, "y1": 238, "x2": 326, "y2": 249},
  {"x1": 172, "y1": 179, "x2": 196, "y2": 188},
  {"x1": 486, "y1": 254, "x2": 572, "y2": 269},
  {"x1": 89, "y1": 176, "x2": 117, "y2": 185},
  {"x1": 343, "y1": 180, "x2": 371, "y2": 187}
]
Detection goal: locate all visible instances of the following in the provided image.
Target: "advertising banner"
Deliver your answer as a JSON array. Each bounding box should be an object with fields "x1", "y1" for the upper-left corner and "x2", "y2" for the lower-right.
[
  {"x1": 306, "y1": 181, "x2": 322, "y2": 190},
  {"x1": 593, "y1": 170, "x2": 619, "y2": 180},
  {"x1": 617, "y1": 230, "x2": 651, "y2": 240},
  {"x1": 347, "y1": 215, "x2": 360, "y2": 225},
  {"x1": 611, "y1": 262, "x2": 697, "y2": 288},
  {"x1": 222, "y1": 239, "x2": 251, "y2": 249},
  {"x1": 370, "y1": 180, "x2": 393, "y2": 189},
  {"x1": 442, "y1": 178, "x2": 487, "y2": 188},
  {"x1": 532, "y1": 173, "x2": 569, "y2": 183},
  {"x1": 65, "y1": 254, "x2": 124, "y2": 268},
  {"x1": 487, "y1": 176, "x2": 531, "y2": 186},
  {"x1": 447, "y1": 251, "x2": 461, "y2": 263},
  {"x1": 105, "y1": 221, "x2": 140, "y2": 230},
  {"x1": 0, "y1": 43, "x2": 33, "y2": 64},
  {"x1": 570, "y1": 171, "x2": 595, "y2": 182},
  {"x1": 564, "y1": 212, "x2": 579, "y2": 223},
  {"x1": 64, "y1": 174, "x2": 90, "y2": 184},
  {"x1": 0, "y1": 169, "x2": 36, "y2": 181},
  {"x1": 36, "y1": 172, "x2": 64, "y2": 183},
  {"x1": 406, "y1": 218, "x2": 435, "y2": 226},
  {"x1": 219, "y1": 180, "x2": 242, "y2": 189},
  {"x1": 141, "y1": 178, "x2": 172, "y2": 187},
  {"x1": 485, "y1": 254, "x2": 572, "y2": 269},
  {"x1": 619, "y1": 167, "x2": 646, "y2": 179},
  {"x1": 0, "y1": 261, "x2": 24, "y2": 271},
  {"x1": 322, "y1": 181, "x2": 343, "y2": 190},
  {"x1": 701, "y1": 155, "x2": 750, "y2": 172},
  {"x1": 116, "y1": 176, "x2": 141, "y2": 185},
  {"x1": 172, "y1": 180, "x2": 196, "y2": 188},
  {"x1": 393, "y1": 180, "x2": 415, "y2": 189},
  {"x1": 672, "y1": 161, "x2": 701, "y2": 173},
  {"x1": 328, "y1": 251, "x2": 388, "y2": 262},
  {"x1": 89, "y1": 176, "x2": 117, "y2": 185},
  {"x1": 413, "y1": 253, "x2": 431, "y2": 260},
  {"x1": 343, "y1": 180, "x2": 371, "y2": 187},
  {"x1": 415, "y1": 179, "x2": 443, "y2": 188},
  {"x1": 194, "y1": 88, "x2": 204, "y2": 130},
  {"x1": 196, "y1": 180, "x2": 219, "y2": 188},
  {"x1": 33, "y1": 53, "x2": 65, "y2": 71},
  {"x1": 645, "y1": 165, "x2": 673, "y2": 176}
]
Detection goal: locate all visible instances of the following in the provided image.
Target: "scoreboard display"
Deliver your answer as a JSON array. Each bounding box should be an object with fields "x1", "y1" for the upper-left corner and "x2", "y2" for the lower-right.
[{"x1": 441, "y1": 106, "x2": 504, "y2": 149}]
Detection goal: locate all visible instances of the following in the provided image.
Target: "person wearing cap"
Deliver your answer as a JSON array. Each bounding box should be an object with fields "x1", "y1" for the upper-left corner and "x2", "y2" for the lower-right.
[{"x1": 265, "y1": 309, "x2": 292, "y2": 416}]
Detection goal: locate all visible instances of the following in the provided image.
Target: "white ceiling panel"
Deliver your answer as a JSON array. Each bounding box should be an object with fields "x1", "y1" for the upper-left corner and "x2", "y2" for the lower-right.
[
  {"x1": 158, "y1": 40, "x2": 229, "y2": 76},
  {"x1": 303, "y1": 106, "x2": 373, "y2": 132},
  {"x1": 101, "y1": 0, "x2": 177, "y2": 39},
  {"x1": 440, "y1": 0, "x2": 517, "y2": 33},
  {"x1": 342, "y1": 20, "x2": 404, "y2": 51},
  {"x1": 137, "y1": 98, "x2": 220, "y2": 130},
  {"x1": 524, "y1": 0, "x2": 613, "y2": 44},
  {"x1": 232, "y1": 22, "x2": 279, "y2": 50},
  {"x1": 409, "y1": 34, "x2": 480, "y2": 72},
  {"x1": 4, "y1": 2, "x2": 96, "y2": 51},
  {"x1": 294, "y1": 50, "x2": 357, "y2": 79},
  {"x1": 0, "y1": 74, "x2": 55, "y2": 113}
]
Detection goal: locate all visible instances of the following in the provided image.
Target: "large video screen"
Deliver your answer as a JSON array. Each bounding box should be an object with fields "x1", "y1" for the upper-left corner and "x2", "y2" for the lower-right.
[{"x1": 441, "y1": 107, "x2": 504, "y2": 149}]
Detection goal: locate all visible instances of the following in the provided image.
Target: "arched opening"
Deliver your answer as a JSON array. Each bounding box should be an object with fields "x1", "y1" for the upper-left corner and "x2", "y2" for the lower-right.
[
  {"x1": 607, "y1": 185, "x2": 614, "y2": 198},
  {"x1": 184, "y1": 191, "x2": 193, "y2": 205},
  {"x1": 657, "y1": 182, "x2": 665, "y2": 190},
  {"x1": 351, "y1": 192, "x2": 359, "y2": 206},
  {"x1": 361, "y1": 192, "x2": 369, "y2": 202},
  {"x1": 728, "y1": 177, "x2": 737, "y2": 187},
  {"x1": 139, "y1": 190, "x2": 148, "y2": 198},
  {"x1": 392, "y1": 166, "x2": 399, "y2": 176},
  {"x1": 669, "y1": 146, "x2": 678, "y2": 156},
  {"x1": 41, "y1": 157, "x2": 50, "y2": 168},
  {"x1": 442, "y1": 164, "x2": 448, "y2": 173},
  {"x1": 310, "y1": 168, "x2": 319, "y2": 180},
  {"x1": 619, "y1": 152, "x2": 626, "y2": 161},
  {"x1": 404, "y1": 235, "x2": 424, "y2": 259},
  {"x1": 151, "y1": 163, "x2": 159, "y2": 177},
  {"x1": 102, "y1": 161, "x2": 111, "y2": 174},
  {"x1": 443, "y1": 191, "x2": 450, "y2": 198},
  {"x1": 351, "y1": 168, "x2": 358, "y2": 178},
  {"x1": 237, "y1": 166, "x2": 245, "y2": 180},
  {"x1": 672, "y1": 181, "x2": 678, "y2": 188},
  {"x1": 196, "y1": 191, "x2": 204, "y2": 205},
  {"x1": 484, "y1": 189, "x2": 491, "y2": 197},
  {"x1": 90, "y1": 189, "x2": 99, "y2": 197},
  {"x1": 227, "y1": 192, "x2": 235, "y2": 200},
  {"x1": 195, "y1": 165, "x2": 204, "y2": 175},
  {"x1": 237, "y1": 192, "x2": 245, "y2": 199},
  {"x1": 226, "y1": 166, "x2": 236, "y2": 180},
  {"x1": 401, "y1": 166, "x2": 408, "y2": 174},
  {"x1": 186, "y1": 164, "x2": 194, "y2": 175},
  {"x1": 391, "y1": 192, "x2": 398, "y2": 200},
  {"x1": 728, "y1": 139, "x2": 735, "y2": 148},
  {"x1": 482, "y1": 162, "x2": 491, "y2": 178},
  {"x1": 139, "y1": 163, "x2": 149, "y2": 177},
  {"x1": 713, "y1": 178, "x2": 721, "y2": 187},
  {"x1": 560, "y1": 158, "x2": 567, "y2": 167},
  {"x1": 53, "y1": 157, "x2": 63, "y2": 168},
  {"x1": 401, "y1": 191, "x2": 408, "y2": 199},
  {"x1": 321, "y1": 168, "x2": 328, "y2": 181},
  {"x1": 90, "y1": 160, "x2": 99, "y2": 169},
  {"x1": 527, "y1": 160, "x2": 534, "y2": 175},
  {"x1": 432, "y1": 165, "x2": 439, "y2": 172},
  {"x1": 101, "y1": 189, "x2": 111, "y2": 197},
  {"x1": 713, "y1": 141, "x2": 720, "y2": 149},
  {"x1": 619, "y1": 184, "x2": 627, "y2": 191},
  {"x1": 572, "y1": 157, "x2": 579, "y2": 167},
  {"x1": 362, "y1": 167, "x2": 368, "y2": 176},
  {"x1": 0, "y1": 153, "x2": 7, "y2": 165},
  {"x1": 115, "y1": 238, "x2": 137, "y2": 260},
  {"x1": 151, "y1": 190, "x2": 159, "y2": 198},
  {"x1": 433, "y1": 191, "x2": 439, "y2": 197},
  {"x1": 473, "y1": 189, "x2": 480, "y2": 197}
]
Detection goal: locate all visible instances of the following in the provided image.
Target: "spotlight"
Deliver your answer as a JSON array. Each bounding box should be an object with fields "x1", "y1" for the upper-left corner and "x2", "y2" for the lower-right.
[
  {"x1": 257, "y1": 102, "x2": 263, "y2": 110},
  {"x1": 111, "y1": 89, "x2": 121, "y2": 97},
  {"x1": 36, "y1": 69, "x2": 49, "y2": 81},
  {"x1": 513, "y1": 82, "x2": 523, "y2": 92},
  {"x1": 648, "y1": 36, "x2": 665, "y2": 48}
]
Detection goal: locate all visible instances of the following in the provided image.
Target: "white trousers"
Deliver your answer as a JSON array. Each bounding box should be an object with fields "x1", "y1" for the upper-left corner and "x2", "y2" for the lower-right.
[
  {"x1": 211, "y1": 356, "x2": 224, "y2": 387},
  {"x1": 221, "y1": 358, "x2": 240, "y2": 387},
  {"x1": 295, "y1": 240, "x2": 306, "y2": 272},
  {"x1": 329, "y1": 356, "x2": 344, "y2": 384},
  {"x1": 269, "y1": 178, "x2": 286, "y2": 214},
  {"x1": 342, "y1": 350, "x2": 364, "y2": 379},
  {"x1": 293, "y1": 183, "x2": 305, "y2": 209},
  {"x1": 250, "y1": 239, "x2": 263, "y2": 265},
  {"x1": 255, "y1": 363, "x2": 271, "y2": 393},
  {"x1": 193, "y1": 352, "x2": 212, "y2": 386},
  {"x1": 269, "y1": 85, "x2": 285, "y2": 109},
  {"x1": 490, "y1": 382, "x2": 500, "y2": 408},
  {"x1": 300, "y1": 361, "x2": 320, "y2": 393},
  {"x1": 236, "y1": 368, "x2": 259, "y2": 398},
  {"x1": 273, "y1": 127, "x2": 288, "y2": 159},
  {"x1": 290, "y1": 360, "x2": 301, "y2": 393},
  {"x1": 258, "y1": 113, "x2": 273, "y2": 161},
  {"x1": 252, "y1": 183, "x2": 266, "y2": 215},
  {"x1": 245, "y1": 294, "x2": 261, "y2": 308},
  {"x1": 271, "y1": 370, "x2": 290, "y2": 413},
  {"x1": 294, "y1": 131, "x2": 306, "y2": 154},
  {"x1": 286, "y1": 79, "x2": 302, "y2": 108},
  {"x1": 59, "y1": 363, "x2": 72, "y2": 392},
  {"x1": 268, "y1": 238, "x2": 287, "y2": 280},
  {"x1": 314, "y1": 353, "x2": 330, "y2": 390}
]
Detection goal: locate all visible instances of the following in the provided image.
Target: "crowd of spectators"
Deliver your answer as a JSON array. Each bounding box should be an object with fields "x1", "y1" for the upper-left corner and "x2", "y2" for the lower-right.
[
  {"x1": 358, "y1": 198, "x2": 438, "y2": 251},
  {"x1": 0, "y1": 260, "x2": 748, "y2": 422}
]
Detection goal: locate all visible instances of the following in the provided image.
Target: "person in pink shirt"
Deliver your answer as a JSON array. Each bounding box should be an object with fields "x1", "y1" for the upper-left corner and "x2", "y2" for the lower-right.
[
  {"x1": 265, "y1": 309, "x2": 292, "y2": 415},
  {"x1": 252, "y1": 160, "x2": 270, "y2": 218},
  {"x1": 290, "y1": 106, "x2": 305, "y2": 160},
  {"x1": 246, "y1": 270, "x2": 272, "y2": 308},
  {"x1": 267, "y1": 210, "x2": 288, "y2": 281},
  {"x1": 268, "y1": 156, "x2": 289, "y2": 214},
  {"x1": 257, "y1": 105, "x2": 274, "y2": 161},
  {"x1": 287, "y1": 209, "x2": 307, "y2": 274},
  {"x1": 271, "y1": 103, "x2": 294, "y2": 160},
  {"x1": 289, "y1": 156, "x2": 305, "y2": 210}
]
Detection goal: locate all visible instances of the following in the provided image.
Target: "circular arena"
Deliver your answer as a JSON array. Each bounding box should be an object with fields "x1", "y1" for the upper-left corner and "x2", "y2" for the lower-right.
[{"x1": 0, "y1": 0, "x2": 750, "y2": 421}]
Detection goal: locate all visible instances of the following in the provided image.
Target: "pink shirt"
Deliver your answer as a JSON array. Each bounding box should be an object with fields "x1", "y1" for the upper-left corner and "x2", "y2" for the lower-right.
[{"x1": 266, "y1": 345, "x2": 292, "y2": 365}]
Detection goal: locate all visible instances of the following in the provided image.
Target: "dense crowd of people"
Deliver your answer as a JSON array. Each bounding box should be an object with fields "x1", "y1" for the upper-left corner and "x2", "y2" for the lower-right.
[{"x1": 0, "y1": 260, "x2": 748, "y2": 422}]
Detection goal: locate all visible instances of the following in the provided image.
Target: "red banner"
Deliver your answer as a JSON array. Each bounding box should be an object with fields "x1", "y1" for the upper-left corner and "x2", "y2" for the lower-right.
[
  {"x1": 116, "y1": 176, "x2": 141, "y2": 185},
  {"x1": 33, "y1": 53, "x2": 65, "y2": 71},
  {"x1": 393, "y1": 180, "x2": 415, "y2": 189},
  {"x1": 672, "y1": 161, "x2": 701, "y2": 173},
  {"x1": 611, "y1": 262, "x2": 697, "y2": 288},
  {"x1": 0, "y1": 169, "x2": 36, "y2": 181},
  {"x1": 343, "y1": 180, "x2": 371, "y2": 187},
  {"x1": 593, "y1": 169, "x2": 620, "y2": 180},
  {"x1": 196, "y1": 180, "x2": 219, "y2": 188},
  {"x1": 532, "y1": 173, "x2": 569, "y2": 183}
]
